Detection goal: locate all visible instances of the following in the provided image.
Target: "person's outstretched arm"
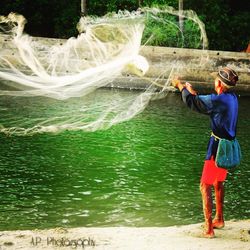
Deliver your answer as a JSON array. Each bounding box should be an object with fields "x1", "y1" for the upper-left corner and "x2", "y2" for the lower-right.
[{"x1": 172, "y1": 78, "x2": 212, "y2": 115}]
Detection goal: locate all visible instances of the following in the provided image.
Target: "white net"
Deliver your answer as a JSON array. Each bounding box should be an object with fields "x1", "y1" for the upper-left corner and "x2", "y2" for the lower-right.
[{"x1": 0, "y1": 7, "x2": 207, "y2": 135}]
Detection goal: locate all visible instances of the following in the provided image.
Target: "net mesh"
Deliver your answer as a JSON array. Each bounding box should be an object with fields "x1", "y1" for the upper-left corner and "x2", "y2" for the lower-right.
[{"x1": 0, "y1": 7, "x2": 208, "y2": 135}]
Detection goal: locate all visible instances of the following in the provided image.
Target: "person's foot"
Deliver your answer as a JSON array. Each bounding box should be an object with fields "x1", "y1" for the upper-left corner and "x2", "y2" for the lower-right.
[
  {"x1": 212, "y1": 219, "x2": 224, "y2": 229},
  {"x1": 203, "y1": 230, "x2": 215, "y2": 238}
]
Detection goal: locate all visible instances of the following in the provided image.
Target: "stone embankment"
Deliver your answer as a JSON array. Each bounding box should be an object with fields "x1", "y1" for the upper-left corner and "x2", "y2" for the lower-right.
[
  {"x1": 0, "y1": 35, "x2": 249, "y2": 94},
  {"x1": 139, "y1": 46, "x2": 250, "y2": 94}
]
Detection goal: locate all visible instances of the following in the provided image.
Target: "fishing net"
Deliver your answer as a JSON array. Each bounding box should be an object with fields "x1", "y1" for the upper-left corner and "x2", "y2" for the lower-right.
[{"x1": 0, "y1": 7, "x2": 208, "y2": 135}]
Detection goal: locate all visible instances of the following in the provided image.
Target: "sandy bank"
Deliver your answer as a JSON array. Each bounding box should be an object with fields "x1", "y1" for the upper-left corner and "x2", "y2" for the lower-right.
[{"x1": 0, "y1": 220, "x2": 249, "y2": 250}]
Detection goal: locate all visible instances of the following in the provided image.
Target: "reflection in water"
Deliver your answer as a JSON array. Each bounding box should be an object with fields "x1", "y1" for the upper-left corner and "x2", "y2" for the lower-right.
[{"x1": 0, "y1": 91, "x2": 249, "y2": 230}]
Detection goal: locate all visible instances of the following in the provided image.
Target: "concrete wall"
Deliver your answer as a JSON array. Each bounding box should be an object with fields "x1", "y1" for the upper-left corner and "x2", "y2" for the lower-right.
[
  {"x1": 139, "y1": 46, "x2": 250, "y2": 94},
  {"x1": 1, "y1": 35, "x2": 250, "y2": 94},
  {"x1": 116, "y1": 46, "x2": 250, "y2": 94}
]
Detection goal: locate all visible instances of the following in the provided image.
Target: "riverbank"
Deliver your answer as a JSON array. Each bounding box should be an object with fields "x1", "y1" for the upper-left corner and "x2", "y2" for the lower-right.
[
  {"x1": 0, "y1": 220, "x2": 249, "y2": 250},
  {"x1": 1, "y1": 34, "x2": 250, "y2": 94}
]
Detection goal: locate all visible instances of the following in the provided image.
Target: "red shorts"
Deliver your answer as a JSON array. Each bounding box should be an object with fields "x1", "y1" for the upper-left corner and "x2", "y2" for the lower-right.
[{"x1": 200, "y1": 158, "x2": 228, "y2": 185}]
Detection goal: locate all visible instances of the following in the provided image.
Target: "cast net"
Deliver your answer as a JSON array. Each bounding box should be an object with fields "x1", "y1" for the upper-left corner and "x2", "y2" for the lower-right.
[{"x1": 0, "y1": 6, "x2": 208, "y2": 135}]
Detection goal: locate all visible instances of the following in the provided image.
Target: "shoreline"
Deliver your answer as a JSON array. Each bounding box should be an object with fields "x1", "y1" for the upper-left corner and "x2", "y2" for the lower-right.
[{"x1": 0, "y1": 219, "x2": 249, "y2": 249}]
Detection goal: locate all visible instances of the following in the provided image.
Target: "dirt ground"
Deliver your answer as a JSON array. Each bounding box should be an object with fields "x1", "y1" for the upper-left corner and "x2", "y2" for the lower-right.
[{"x1": 0, "y1": 219, "x2": 249, "y2": 250}]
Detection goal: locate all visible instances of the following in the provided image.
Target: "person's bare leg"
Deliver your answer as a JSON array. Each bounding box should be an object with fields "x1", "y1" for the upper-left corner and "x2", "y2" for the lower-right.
[
  {"x1": 213, "y1": 181, "x2": 225, "y2": 229},
  {"x1": 200, "y1": 182, "x2": 215, "y2": 238}
]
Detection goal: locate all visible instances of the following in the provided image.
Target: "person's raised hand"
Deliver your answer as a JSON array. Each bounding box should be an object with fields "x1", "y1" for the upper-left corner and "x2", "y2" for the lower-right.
[
  {"x1": 171, "y1": 77, "x2": 181, "y2": 88},
  {"x1": 185, "y1": 82, "x2": 197, "y2": 95}
]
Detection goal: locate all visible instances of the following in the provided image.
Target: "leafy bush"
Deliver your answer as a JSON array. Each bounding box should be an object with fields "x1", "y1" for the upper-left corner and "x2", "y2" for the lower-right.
[{"x1": 142, "y1": 12, "x2": 203, "y2": 49}]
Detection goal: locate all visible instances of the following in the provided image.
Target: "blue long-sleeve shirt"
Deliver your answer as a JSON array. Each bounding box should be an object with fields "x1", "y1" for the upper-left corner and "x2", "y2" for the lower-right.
[{"x1": 181, "y1": 88, "x2": 239, "y2": 160}]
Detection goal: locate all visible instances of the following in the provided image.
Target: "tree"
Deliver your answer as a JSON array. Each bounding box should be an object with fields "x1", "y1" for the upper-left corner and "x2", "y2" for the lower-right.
[
  {"x1": 178, "y1": 0, "x2": 183, "y2": 33},
  {"x1": 81, "y1": 0, "x2": 87, "y2": 16},
  {"x1": 138, "y1": 0, "x2": 143, "y2": 7}
]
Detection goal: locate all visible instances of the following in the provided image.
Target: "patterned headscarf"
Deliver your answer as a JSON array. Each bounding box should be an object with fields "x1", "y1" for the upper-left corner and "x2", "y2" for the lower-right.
[{"x1": 218, "y1": 67, "x2": 239, "y2": 86}]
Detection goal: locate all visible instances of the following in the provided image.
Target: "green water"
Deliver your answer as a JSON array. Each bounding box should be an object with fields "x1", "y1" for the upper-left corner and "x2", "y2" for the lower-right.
[{"x1": 0, "y1": 91, "x2": 249, "y2": 230}]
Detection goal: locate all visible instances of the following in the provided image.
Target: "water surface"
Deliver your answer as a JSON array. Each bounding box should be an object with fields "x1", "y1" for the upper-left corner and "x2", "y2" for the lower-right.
[{"x1": 0, "y1": 90, "x2": 249, "y2": 230}]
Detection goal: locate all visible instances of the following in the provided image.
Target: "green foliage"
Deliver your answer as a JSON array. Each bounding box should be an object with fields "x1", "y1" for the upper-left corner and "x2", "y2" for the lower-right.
[
  {"x1": 183, "y1": 19, "x2": 202, "y2": 49},
  {"x1": 0, "y1": 0, "x2": 249, "y2": 51},
  {"x1": 53, "y1": 0, "x2": 79, "y2": 38},
  {"x1": 142, "y1": 12, "x2": 203, "y2": 49},
  {"x1": 142, "y1": 13, "x2": 180, "y2": 47},
  {"x1": 229, "y1": 12, "x2": 250, "y2": 51},
  {"x1": 143, "y1": 0, "x2": 177, "y2": 8},
  {"x1": 184, "y1": 0, "x2": 250, "y2": 51}
]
